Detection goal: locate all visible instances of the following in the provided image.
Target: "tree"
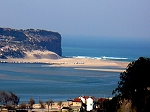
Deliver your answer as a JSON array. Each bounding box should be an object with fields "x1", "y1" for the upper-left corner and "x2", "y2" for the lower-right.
[
  {"x1": 19, "y1": 102, "x2": 27, "y2": 109},
  {"x1": 0, "y1": 91, "x2": 19, "y2": 106},
  {"x1": 9, "y1": 91, "x2": 19, "y2": 105},
  {"x1": 28, "y1": 98, "x2": 35, "y2": 109},
  {"x1": 0, "y1": 91, "x2": 9, "y2": 105},
  {"x1": 57, "y1": 101, "x2": 62, "y2": 110},
  {"x1": 39, "y1": 100, "x2": 45, "y2": 109},
  {"x1": 112, "y1": 57, "x2": 150, "y2": 111},
  {"x1": 57, "y1": 100, "x2": 62, "y2": 107},
  {"x1": 46, "y1": 99, "x2": 54, "y2": 112}
]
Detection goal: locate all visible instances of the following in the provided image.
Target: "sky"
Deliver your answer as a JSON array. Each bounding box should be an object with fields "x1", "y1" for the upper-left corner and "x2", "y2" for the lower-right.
[{"x1": 0, "y1": 0, "x2": 150, "y2": 41}]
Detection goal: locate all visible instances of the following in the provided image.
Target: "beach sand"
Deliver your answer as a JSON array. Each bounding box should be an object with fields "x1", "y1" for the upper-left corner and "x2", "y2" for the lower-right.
[{"x1": 0, "y1": 50, "x2": 129, "y2": 72}]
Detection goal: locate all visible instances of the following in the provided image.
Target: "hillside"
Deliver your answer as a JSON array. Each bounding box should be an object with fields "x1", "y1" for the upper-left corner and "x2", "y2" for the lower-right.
[{"x1": 0, "y1": 27, "x2": 62, "y2": 59}]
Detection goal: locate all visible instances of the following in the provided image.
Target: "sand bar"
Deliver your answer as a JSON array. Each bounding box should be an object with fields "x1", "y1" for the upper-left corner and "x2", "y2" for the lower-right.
[
  {"x1": 74, "y1": 68, "x2": 125, "y2": 72},
  {"x1": 0, "y1": 50, "x2": 129, "y2": 72},
  {"x1": 0, "y1": 57, "x2": 129, "y2": 72}
]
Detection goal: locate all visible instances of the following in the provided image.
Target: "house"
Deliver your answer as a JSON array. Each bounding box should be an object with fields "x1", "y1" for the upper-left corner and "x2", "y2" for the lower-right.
[
  {"x1": 70, "y1": 97, "x2": 82, "y2": 112},
  {"x1": 72, "y1": 97, "x2": 82, "y2": 107},
  {"x1": 86, "y1": 97, "x2": 94, "y2": 111}
]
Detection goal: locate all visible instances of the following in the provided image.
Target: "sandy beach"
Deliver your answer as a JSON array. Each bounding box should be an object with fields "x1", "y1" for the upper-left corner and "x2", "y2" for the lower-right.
[{"x1": 0, "y1": 50, "x2": 129, "y2": 72}]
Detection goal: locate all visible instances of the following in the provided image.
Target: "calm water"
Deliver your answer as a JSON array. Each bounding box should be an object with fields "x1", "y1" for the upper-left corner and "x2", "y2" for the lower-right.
[{"x1": 0, "y1": 62, "x2": 122, "y2": 103}]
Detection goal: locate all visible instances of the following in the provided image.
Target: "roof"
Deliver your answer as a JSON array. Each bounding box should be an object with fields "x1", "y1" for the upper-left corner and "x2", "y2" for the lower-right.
[{"x1": 73, "y1": 98, "x2": 82, "y2": 102}]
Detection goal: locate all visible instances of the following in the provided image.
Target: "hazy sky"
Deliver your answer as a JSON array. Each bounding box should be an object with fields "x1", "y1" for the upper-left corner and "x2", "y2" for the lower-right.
[{"x1": 0, "y1": 0, "x2": 150, "y2": 40}]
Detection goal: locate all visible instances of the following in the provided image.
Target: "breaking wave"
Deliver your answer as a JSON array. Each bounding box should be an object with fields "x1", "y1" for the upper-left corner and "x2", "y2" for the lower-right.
[{"x1": 65, "y1": 55, "x2": 129, "y2": 61}]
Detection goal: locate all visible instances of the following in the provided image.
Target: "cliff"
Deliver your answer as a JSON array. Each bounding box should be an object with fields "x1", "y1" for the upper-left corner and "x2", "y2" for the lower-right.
[{"x1": 0, "y1": 27, "x2": 62, "y2": 59}]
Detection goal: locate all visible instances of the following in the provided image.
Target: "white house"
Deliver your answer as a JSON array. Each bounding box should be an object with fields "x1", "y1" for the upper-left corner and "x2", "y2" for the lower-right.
[{"x1": 86, "y1": 97, "x2": 93, "y2": 111}]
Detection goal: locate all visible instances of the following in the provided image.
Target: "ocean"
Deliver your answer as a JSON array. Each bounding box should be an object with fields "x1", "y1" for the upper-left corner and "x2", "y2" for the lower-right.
[{"x1": 0, "y1": 37, "x2": 150, "y2": 103}]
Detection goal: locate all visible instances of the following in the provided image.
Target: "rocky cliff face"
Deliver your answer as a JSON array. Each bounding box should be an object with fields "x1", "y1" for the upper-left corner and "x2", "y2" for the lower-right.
[{"x1": 0, "y1": 27, "x2": 62, "y2": 59}]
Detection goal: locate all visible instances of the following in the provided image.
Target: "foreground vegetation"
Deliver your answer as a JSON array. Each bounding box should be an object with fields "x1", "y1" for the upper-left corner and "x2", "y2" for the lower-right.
[{"x1": 103, "y1": 57, "x2": 150, "y2": 112}]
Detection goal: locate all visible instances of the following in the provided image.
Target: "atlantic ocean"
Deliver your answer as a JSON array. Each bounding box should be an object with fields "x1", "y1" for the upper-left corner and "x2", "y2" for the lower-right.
[{"x1": 62, "y1": 36, "x2": 150, "y2": 62}]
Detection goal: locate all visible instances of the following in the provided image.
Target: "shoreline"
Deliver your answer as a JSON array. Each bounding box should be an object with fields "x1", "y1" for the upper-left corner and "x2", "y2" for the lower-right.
[
  {"x1": 0, "y1": 57, "x2": 129, "y2": 67},
  {"x1": 0, "y1": 50, "x2": 129, "y2": 70},
  {"x1": 0, "y1": 57, "x2": 129, "y2": 72}
]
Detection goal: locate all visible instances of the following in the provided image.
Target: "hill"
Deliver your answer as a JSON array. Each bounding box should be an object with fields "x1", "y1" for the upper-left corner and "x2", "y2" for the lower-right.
[{"x1": 0, "y1": 27, "x2": 62, "y2": 59}]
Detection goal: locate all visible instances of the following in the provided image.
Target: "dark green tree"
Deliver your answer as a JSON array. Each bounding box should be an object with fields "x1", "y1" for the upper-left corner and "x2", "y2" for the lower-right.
[{"x1": 112, "y1": 57, "x2": 150, "y2": 112}]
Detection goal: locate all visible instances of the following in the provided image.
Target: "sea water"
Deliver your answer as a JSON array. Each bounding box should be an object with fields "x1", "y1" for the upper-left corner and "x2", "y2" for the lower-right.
[
  {"x1": 0, "y1": 37, "x2": 150, "y2": 103},
  {"x1": 0, "y1": 63, "x2": 122, "y2": 103}
]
